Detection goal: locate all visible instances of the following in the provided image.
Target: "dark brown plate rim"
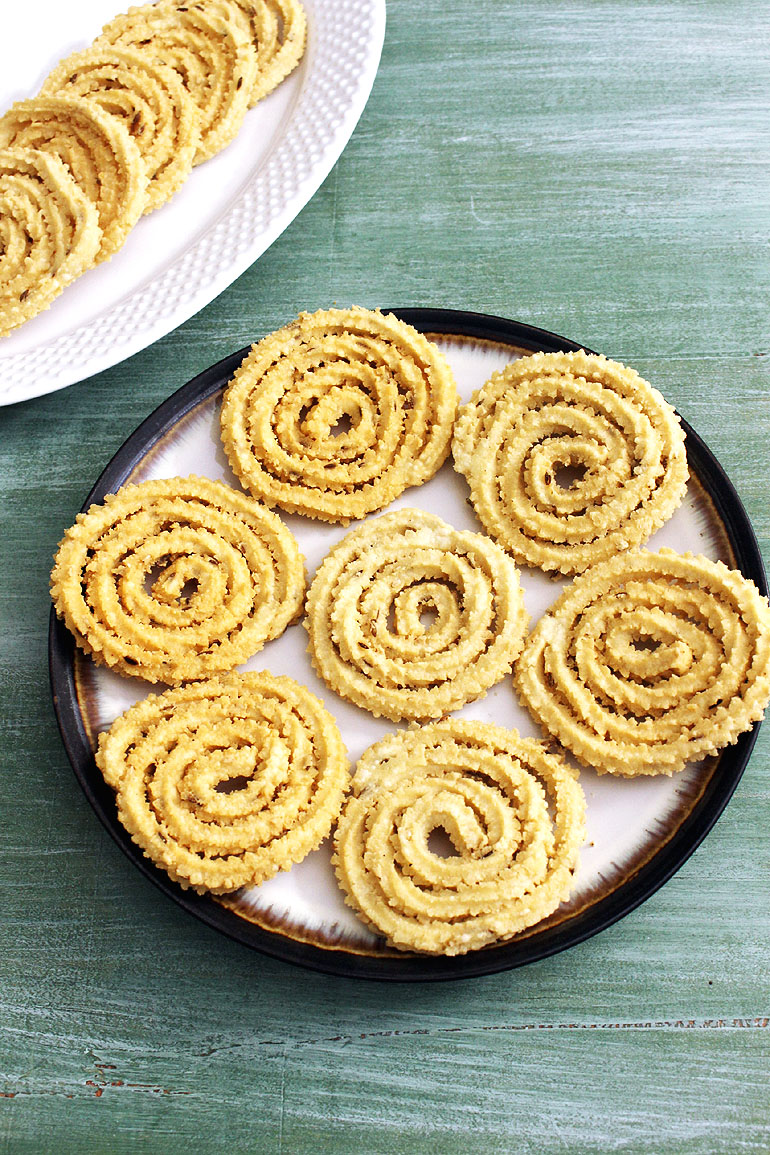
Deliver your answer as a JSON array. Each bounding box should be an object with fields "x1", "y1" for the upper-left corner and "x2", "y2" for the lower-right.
[{"x1": 48, "y1": 307, "x2": 768, "y2": 981}]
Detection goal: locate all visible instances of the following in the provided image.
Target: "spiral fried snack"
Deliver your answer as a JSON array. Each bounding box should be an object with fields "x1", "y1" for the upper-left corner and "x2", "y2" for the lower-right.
[
  {"x1": 221, "y1": 308, "x2": 458, "y2": 523},
  {"x1": 231, "y1": 0, "x2": 307, "y2": 106},
  {"x1": 333, "y1": 721, "x2": 586, "y2": 955},
  {"x1": 96, "y1": 670, "x2": 349, "y2": 892},
  {"x1": 453, "y1": 351, "x2": 689, "y2": 575},
  {"x1": 514, "y1": 550, "x2": 770, "y2": 777},
  {"x1": 42, "y1": 47, "x2": 200, "y2": 213},
  {"x1": 98, "y1": 0, "x2": 258, "y2": 163},
  {"x1": 0, "y1": 95, "x2": 148, "y2": 263},
  {"x1": 305, "y1": 509, "x2": 529, "y2": 721},
  {"x1": 51, "y1": 476, "x2": 305, "y2": 683},
  {"x1": 0, "y1": 149, "x2": 101, "y2": 337}
]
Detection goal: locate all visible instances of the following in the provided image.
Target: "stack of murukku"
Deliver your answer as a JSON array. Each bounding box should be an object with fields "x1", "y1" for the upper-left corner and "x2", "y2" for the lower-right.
[
  {"x1": 333, "y1": 721, "x2": 586, "y2": 955},
  {"x1": 305, "y1": 508, "x2": 529, "y2": 720},
  {"x1": 41, "y1": 47, "x2": 201, "y2": 214},
  {"x1": 0, "y1": 148, "x2": 102, "y2": 337},
  {"x1": 0, "y1": 0, "x2": 306, "y2": 336},
  {"x1": 0, "y1": 96, "x2": 149, "y2": 266},
  {"x1": 220, "y1": 307, "x2": 459, "y2": 522}
]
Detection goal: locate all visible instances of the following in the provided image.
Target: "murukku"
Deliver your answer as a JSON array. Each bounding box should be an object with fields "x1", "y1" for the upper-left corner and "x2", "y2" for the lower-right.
[
  {"x1": 0, "y1": 95, "x2": 147, "y2": 262},
  {"x1": 0, "y1": 148, "x2": 101, "y2": 337},
  {"x1": 452, "y1": 350, "x2": 689, "y2": 575},
  {"x1": 220, "y1": 308, "x2": 458, "y2": 523},
  {"x1": 514, "y1": 549, "x2": 770, "y2": 776},
  {"x1": 333, "y1": 720, "x2": 586, "y2": 955},
  {"x1": 305, "y1": 509, "x2": 529, "y2": 721},
  {"x1": 41, "y1": 46, "x2": 200, "y2": 213},
  {"x1": 170, "y1": 0, "x2": 307, "y2": 107},
  {"x1": 233, "y1": 0, "x2": 307, "y2": 106},
  {"x1": 96, "y1": 670, "x2": 349, "y2": 892},
  {"x1": 51, "y1": 475, "x2": 305, "y2": 684},
  {"x1": 97, "y1": 0, "x2": 258, "y2": 164}
]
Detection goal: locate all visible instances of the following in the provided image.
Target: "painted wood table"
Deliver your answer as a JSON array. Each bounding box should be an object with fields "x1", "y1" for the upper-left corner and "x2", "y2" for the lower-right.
[{"x1": 2, "y1": 1, "x2": 769, "y2": 1150}]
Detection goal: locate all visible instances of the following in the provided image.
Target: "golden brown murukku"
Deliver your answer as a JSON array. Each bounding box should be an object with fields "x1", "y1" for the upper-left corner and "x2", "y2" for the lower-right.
[
  {"x1": 220, "y1": 308, "x2": 458, "y2": 523},
  {"x1": 0, "y1": 148, "x2": 101, "y2": 337},
  {"x1": 96, "y1": 670, "x2": 349, "y2": 892},
  {"x1": 41, "y1": 46, "x2": 200, "y2": 213},
  {"x1": 514, "y1": 549, "x2": 770, "y2": 776},
  {"x1": 172, "y1": 0, "x2": 307, "y2": 106},
  {"x1": 0, "y1": 0, "x2": 306, "y2": 336},
  {"x1": 333, "y1": 720, "x2": 586, "y2": 955},
  {"x1": 453, "y1": 350, "x2": 689, "y2": 575},
  {"x1": 51, "y1": 475, "x2": 305, "y2": 684},
  {"x1": 0, "y1": 95, "x2": 147, "y2": 262},
  {"x1": 305, "y1": 509, "x2": 529, "y2": 721},
  {"x1": 234, "y1": 0, "x2": 307, "y2": 105},
  {"x1": 97, "y1": 0, "x2": 258, "y2": 164}
]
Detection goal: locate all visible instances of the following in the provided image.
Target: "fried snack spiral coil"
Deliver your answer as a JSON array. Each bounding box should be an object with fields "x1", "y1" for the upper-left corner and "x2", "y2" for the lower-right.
[
  {"x1": 453, "y1": 351, "x2": 689, "y2": 575},
  {"x1": 245, "y1": 0, "x2": 309, "y2": 104},
  {"x1": 514, "y1": 549, "x2": 770, "y2": 776},
  {"x1": 226, "y1": 0, "x2": 307, "y2": 105},
  {"x1": 305, "y1": 509, "x2": 529, "y2": 721},
  {"x1": 220, "y1": 308, "x2": 458, "y2": 523},
  {"x1": 96, "y1": 670, "x2": 349, "y2": 892},
  {"x1": 333, "y1": 721, "x2": 586, "y2": 955},
  {"x1": 0, "y1": 148, "x2": 101, "y2": 337},
  {"x1": 97, "y1": 0, "x2": 258, "y2": 163},
  {"x1": 0, "y1": 95, "x2": 148, "y2": 262},
  {"x1": 42, "y1": 47, "x2": 200, "y2": 213},
  {"x1": 51, "y1": 476, "x2": 305, "y2": 684}
]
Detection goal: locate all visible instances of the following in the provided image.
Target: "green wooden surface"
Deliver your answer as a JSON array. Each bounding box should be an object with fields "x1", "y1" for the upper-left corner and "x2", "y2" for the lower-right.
[{"x1": 2, "y1": 1, "x2": 769, "y2": 1151}]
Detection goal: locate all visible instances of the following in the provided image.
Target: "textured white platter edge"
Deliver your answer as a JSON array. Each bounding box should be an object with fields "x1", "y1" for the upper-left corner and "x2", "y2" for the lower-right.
[
  {"x1": 71, "y1": 333, "x2": 734, "y2": 955},
  {"x1": 0, "y1": 0, "x2": 386, "y2": 405}
]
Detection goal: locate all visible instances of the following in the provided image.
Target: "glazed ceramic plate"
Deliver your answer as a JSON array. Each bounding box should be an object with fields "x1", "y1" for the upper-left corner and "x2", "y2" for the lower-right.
[
  {"x1": 0, "y1": 0, "x2": 385, "y2": 406},
  {"x1": 49, "y1": 309, "x2": 767, "y2": 980}
]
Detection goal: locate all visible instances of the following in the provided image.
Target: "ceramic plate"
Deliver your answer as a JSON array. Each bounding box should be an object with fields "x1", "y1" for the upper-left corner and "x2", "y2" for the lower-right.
[
  {"x1": 0, "y1": 0, "x2": 386, "y2": 406},
  {"x1": 49, "y1": 309, "x2": 767, "y2": 980}
]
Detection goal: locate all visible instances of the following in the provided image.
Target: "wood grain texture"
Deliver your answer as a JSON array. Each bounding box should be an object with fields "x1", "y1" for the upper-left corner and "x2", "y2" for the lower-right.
[{"x1": 1, "y1": 1, "x2": 769, "y2": 1151}]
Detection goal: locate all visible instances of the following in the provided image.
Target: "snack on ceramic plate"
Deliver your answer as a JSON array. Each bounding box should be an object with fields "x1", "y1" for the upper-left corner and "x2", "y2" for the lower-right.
[
  {"x1": 152, "y1": 0, "x2": 306, "y2": 109},
  {"x1": 41, "y1": 46, "x2": 200, "y2": 213},
  {"x1": 233, "y1": 0, "x2": 307, "y2": 106},
  {"x1": 51, "y1": 475, "x2": 305, "y2": 684},
  {"x1": 305, "y1": 508, "x2": 529, "y2": 721},
  {"x1": 0, "y1": 0, "x2": 307, "y2": 340},
  {"x1": 514, "y1": 549, "x2": 770, "y2": 777},
  {"x1": 96, "y1": 670, "x2": 350, "y2": 892},
  {"x1": 0, "y1": 149, "x2": 102, "y2": 337},
  {"x1": 333, "y1": 720, "x2": 586, "y2": 955},
  {"x1": 0, "y1": 95, "x2": 147, "y2": 262},
  {"x1": 452, "y1": 350, "x2": 689, "y2": 575},
  {"x1": 220, "y1": 307, "x2": 459, "y2": 523},
  {"x1": 97, "y1": 0, "x2": 259, "y2": 164}
]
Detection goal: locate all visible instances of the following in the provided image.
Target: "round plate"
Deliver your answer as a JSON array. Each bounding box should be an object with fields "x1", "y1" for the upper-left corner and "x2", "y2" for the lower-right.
[
  {"x1": 0, "y1": 0, "x2": 386, "y2": 405},
  {"x1": 49, "y1": 308, "x2": 768, "y2": 980}
]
